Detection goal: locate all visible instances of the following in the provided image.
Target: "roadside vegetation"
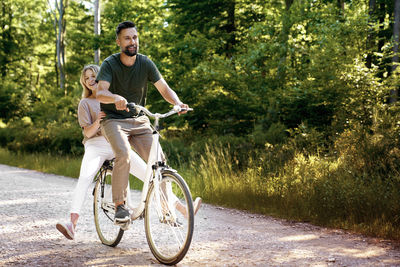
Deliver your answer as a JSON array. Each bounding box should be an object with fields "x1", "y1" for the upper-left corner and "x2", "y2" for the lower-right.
[{"x1": 2, "y1": 104, "x2": 400, "y2": 240}]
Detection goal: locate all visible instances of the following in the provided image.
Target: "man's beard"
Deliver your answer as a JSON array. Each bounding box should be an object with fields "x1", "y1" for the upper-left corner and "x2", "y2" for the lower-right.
[{"x1": 123, "y1": 45, "x2": 137, "y2": 57}]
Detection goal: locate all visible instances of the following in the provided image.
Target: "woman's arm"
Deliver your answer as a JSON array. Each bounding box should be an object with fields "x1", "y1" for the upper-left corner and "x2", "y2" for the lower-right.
[{"x1": 82, "y1": 111, "x2": 106, "y2": 139}]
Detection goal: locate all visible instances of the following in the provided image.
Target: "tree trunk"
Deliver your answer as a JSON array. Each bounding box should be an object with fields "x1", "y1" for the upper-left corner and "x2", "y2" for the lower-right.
[
  {"x1": 366, "y1": 0, "x2": 376, "y2": 68},
  {"x1": 389, "y1": 0, "x2": 400, "y2": 103},
  {"x1": 52, "y1": 14, "x2": 59, "y2": 87},
  {"x1": 392, "y1": 0, "x2": 400, "y2": 71},
  {"x1": 375, "y1": 2, "x2": 387, "y2": 79},
  {"x1": 285, "y1": 0, "x2": 293, "y2": 11},
  {"x1": 277, "y1": 0, "x2": 294, "y2": 84},
  {"x1": 378, "y1": 2, "x2": 385, "y2": 55},
  {"x1": 225, "y1": 0, "x2": 235, "y2": 57},
  {"x1": 56, "y1": 0, "x2": 67, "y2": 94},
  {"x1": 337, "y1": 0, "x2": 344, "y2": 16},
  {"x1": 94, "y1": 0, "x2": 100, "y2": 65},
  {"x1": 48, "y1": 0, "x2": 67, "y2": 93},
  {"x1": 47, "y1": 0, "x2": 59, "y2": 86}
]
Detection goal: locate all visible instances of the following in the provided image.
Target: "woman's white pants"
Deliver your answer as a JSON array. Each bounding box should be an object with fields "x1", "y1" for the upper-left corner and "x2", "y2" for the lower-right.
[{"x1": 70, "y1": 136, "x2": 146, "y2": 214}]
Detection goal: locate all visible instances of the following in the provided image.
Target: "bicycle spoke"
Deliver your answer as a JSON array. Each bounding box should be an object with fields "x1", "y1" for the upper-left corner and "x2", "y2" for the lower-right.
[{"x1": 158, "y1": 188, "x2": 185, "y2": 247}]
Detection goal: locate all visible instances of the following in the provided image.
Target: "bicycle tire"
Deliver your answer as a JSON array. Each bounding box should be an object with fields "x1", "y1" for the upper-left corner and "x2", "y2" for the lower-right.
[
  {"x1": 93, "y1": 167, "x2": 124, "y2": 247},
  {"x1": 144, "y1": 170, "x2": 194, "y2": 265}
]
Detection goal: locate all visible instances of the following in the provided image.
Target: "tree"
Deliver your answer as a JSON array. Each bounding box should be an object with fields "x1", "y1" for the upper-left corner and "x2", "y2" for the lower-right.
[
  {"x1": 0, "y1": 1, "x2": 13, "y2": 78},
  {"x1": 48, "y1": 0, "x2": 68, "y2": 93},
  {"x1": 389, "y1": 0, "x2": 400, "y2": 103},
  {"x1": 276, "y1": 0, "x2": 294, "y2": 85},
  {"x1": 64, "y1": 0, "x2": 95, "y2": 91},
  {"x1": 366, "y1": 0, "x2": 376, "y2": 69},
  {"x1": 365, "y1": 0, "x2": 400, "y2": 102},
  {"x1": 94, "y1": 0, "x2": 100, "y2": 64},
  {"x1": 165, "y1": 0, "x2": 245, "y2": 57}
]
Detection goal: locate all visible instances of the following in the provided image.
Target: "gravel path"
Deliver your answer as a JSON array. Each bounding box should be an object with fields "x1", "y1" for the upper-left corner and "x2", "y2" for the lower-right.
[{"x1": 1, "y1": 164, "x2": 400, "y2": 266}]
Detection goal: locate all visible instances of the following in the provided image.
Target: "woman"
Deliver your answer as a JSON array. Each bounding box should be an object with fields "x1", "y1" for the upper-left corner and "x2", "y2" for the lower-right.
[
  {"x1": 56, "y1": 64, "x2": 201, "y2": 240},
  {"x1": 55, "y1": 64, "x2": 145, "y2": 239}
]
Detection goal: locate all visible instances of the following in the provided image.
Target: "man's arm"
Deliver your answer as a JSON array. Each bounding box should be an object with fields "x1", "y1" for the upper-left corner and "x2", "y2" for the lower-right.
[
  {"x1": 96, "y1": 80, "x2": 128, "y2": 111},
  {"x1": 154, "y1": 78, "x2": 189, "y2": 112}
]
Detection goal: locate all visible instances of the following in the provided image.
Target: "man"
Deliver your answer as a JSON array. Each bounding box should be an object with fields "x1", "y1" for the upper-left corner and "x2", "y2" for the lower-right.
[{"x1": 96, "y1": 21, "x2": 200, "y2": 222}]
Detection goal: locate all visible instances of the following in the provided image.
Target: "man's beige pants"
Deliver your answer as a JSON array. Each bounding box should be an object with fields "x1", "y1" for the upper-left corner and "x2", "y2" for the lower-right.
[{"x1": 101, "y1": 116, "x2": 157, "y2": 204}]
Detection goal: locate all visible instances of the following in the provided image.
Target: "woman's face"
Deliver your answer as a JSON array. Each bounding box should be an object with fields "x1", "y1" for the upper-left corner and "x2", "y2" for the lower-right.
[{"x1": 84, "y1": 69, "x2": 97, "y2": 91}]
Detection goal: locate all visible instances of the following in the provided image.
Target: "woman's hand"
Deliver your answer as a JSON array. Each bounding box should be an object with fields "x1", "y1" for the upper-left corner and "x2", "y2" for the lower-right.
[
  {"x1": 83, "y1": 112, "x2": 106, "y2": 139},
  {"x1": 95, "y1": 111, "x2": 106, "y2": 125}
]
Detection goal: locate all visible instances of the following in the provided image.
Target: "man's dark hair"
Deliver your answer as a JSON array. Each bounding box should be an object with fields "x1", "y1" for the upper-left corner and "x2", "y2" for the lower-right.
[{"x1": 116, "y1": 21, "x2": 136, "y2": 37}]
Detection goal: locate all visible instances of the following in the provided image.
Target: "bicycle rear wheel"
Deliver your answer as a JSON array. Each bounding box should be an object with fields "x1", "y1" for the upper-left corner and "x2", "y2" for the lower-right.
[
  {"x1": 93, "y1": 168, "x2": 124, "y2": 247},
  {"x1": 144, "y1": 170, "x2": 194, "y2": 265}
]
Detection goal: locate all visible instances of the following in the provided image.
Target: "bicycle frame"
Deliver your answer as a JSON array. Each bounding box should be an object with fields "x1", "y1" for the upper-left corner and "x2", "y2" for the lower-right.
[
  {"x1": 127, "y1": 103, "x2": 191, "y2": 221},
  {"x1": 129, "y1": 126, "x2": 163, "y2": 220}
]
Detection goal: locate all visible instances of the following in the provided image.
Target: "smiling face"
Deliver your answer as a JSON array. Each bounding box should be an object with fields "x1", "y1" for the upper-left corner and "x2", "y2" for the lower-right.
[
  {"x1": 84, "y1": 69, "x2": 97, "y2": 91},
  {"x1": 80, "y1": 64, "x2": 99, "y2": 98},
  {"x1": 116, "y1": 27, "x2": 139, "y2": 57}
]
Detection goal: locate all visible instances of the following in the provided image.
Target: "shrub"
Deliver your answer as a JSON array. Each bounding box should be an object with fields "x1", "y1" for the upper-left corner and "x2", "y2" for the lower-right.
[{"x1": 5, "y1": 122, "x2": 83, "y2": 155}]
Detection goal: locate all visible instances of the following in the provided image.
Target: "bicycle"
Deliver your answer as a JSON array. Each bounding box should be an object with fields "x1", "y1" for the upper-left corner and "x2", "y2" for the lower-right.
[{"x1": 92, "y1": 103, "x2": 195, "y2": 265}]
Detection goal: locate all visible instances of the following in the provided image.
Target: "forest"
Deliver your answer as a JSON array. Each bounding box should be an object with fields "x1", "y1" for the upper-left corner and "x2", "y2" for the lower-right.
[{"x1": 1, "y1": 0, "x2": 400, "y2": 239}]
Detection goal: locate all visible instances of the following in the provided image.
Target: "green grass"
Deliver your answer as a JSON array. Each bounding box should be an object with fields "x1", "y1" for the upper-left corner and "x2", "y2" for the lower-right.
[
  {"x1": 0, "y1": 148, "x2": 81, "y2": 178},
  {"x1": 181, "y1": 144, "x2": 400, "y2": 241}
]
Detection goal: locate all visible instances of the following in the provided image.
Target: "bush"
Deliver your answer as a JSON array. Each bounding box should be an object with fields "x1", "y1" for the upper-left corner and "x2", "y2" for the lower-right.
[
  {"x1": 0, "y1": 79, "x2": 29, "y2": 122},
  {"x1": 4, "y1": 121, "x2": 83, "y2": 155},
  {"x1": 250, "y1": 122, "x2": 288, "y2": 147},
  {"x1": 0, "y1": 92, "x2": 84, "y2": 156},
  {"x1": 333, "y1": 107, "x2": 400, "y2": 180}
]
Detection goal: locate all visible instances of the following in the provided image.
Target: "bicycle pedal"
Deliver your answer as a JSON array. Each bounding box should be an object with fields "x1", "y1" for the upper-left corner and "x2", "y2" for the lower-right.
[
  {"x1": 114, "y1": 217, "x2": 130, "y2": 225},
  {"x1": 119, "y1": 221, "x2": 130, "y2": 231},
  {"x1": 114, "y1": 219, "x2": 130, "y2": 230}
]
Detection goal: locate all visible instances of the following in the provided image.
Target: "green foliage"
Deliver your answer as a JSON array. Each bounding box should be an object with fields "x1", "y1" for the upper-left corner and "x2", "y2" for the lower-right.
[
  {"x1": 0, "y1": 79, "x2": 29, "y2": 121},
  {"x1": 1, "y1": 119, "x2": 83, "y2": 156},
  {"x1": 101, "y1": 0, "x2": 166, "y2": 59},
  {"x1": 0, "y1": 93, "x2": 83, "y2": 155},
  {"x1": 0, "y1": 0, "x2": 49, "y2": 78},
  {"x1": 65, "y1": 0, "x2": 95, "y2": 89},
  {"x1": 250, "y1": 122, "x2": 288, "y2": 146},
  {"x1": 334, "y1": 106, "x2": 400, "y2": 179}
]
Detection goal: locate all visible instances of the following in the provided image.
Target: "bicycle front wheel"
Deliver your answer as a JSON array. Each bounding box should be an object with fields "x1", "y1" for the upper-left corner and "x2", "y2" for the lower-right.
[
  {"x1": 93, "y1": 170, "x2": 124, "y2": 247},
  {"x1": 144, "y1": 170, "x2": 194, "y2": 265}
]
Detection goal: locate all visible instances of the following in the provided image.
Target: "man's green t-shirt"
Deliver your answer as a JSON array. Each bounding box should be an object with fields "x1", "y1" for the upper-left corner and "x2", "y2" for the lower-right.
[{"x1": 96, "y1": 53, "x2": 162, "y2": 119}]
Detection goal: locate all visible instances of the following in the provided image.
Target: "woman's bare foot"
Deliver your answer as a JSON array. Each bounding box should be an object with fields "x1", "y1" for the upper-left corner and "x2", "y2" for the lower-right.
[{"x1": 176, "y1": 197, "x2": 202, "y2": 219}]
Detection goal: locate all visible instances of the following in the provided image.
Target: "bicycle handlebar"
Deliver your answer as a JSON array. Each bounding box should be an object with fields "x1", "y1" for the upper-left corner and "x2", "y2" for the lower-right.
[{"x1": 126, "y1": 102, "x2": 193, "y2": 119}]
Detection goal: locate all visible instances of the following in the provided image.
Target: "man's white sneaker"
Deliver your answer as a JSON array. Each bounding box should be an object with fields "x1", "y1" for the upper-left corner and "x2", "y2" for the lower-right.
[{"x1": 56, "y1": 222, "x2": 75, "y2": 240}]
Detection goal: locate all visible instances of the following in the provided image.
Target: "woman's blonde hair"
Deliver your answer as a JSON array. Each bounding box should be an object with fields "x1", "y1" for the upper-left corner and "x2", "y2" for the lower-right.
[{"x1": 80, "y1": 64, "x2": 100, "y2": 98}]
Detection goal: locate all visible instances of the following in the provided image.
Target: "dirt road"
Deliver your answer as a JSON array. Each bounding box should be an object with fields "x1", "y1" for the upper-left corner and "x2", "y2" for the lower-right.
[{"x1": 1, "y1": 164, "x2": 400, "y2": 266}]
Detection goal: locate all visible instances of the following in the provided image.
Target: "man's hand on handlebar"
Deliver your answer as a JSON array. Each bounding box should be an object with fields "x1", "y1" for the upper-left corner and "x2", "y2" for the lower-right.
[
  {"x1": 176, "y1": 102, "x2": 190, "y2": 115},
  {"x1": 114, "y1": 95, "x2": 129, "y2": 112}
]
